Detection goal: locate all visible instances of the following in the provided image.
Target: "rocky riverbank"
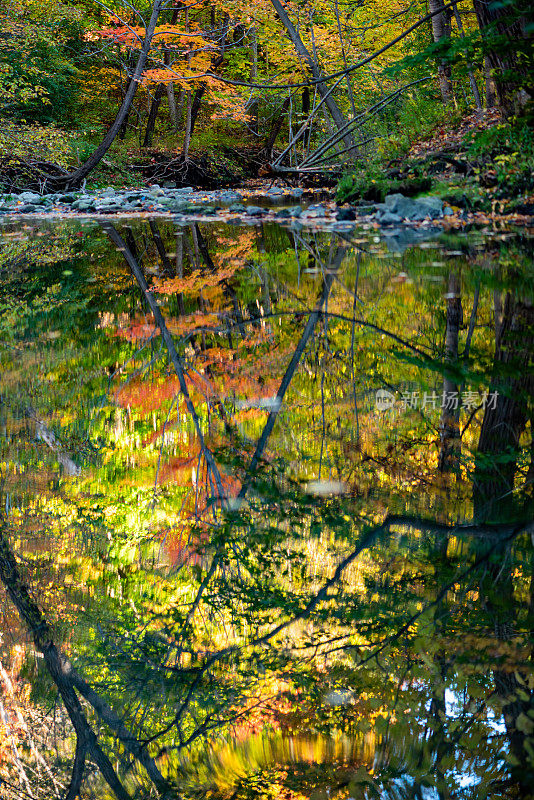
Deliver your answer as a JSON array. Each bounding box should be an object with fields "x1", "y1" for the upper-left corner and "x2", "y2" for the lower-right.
[{"x1": 1, "y1": 186, "x2": 531, "y2": 231}]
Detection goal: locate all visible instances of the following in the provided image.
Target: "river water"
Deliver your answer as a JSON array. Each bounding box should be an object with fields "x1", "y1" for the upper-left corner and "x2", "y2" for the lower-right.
[{"x1": 0, "y1": 216, "x2": 533, "y2": 800}]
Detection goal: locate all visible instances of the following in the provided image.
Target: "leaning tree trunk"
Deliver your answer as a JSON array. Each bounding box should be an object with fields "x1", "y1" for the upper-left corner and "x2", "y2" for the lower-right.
[
  {"x1": 269, "y1": 0, "x2": 353, "y2": 149},
  {"x1": 42, "y1": 0, "x2": 163, "y2": 189}
]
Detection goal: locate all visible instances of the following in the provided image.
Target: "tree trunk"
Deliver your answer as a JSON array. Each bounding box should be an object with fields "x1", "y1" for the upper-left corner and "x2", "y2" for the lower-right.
[
  {"x1": 47, "y1": 0, "x2": 163, "y2": 189},
  {"x1": 269, "y1": 0, "x2": 353, "y2": 148},
  {"x1": 429, "y1": 0, "x2": 454, "y2": 105},
  {"x1": 249, "y1": 28, "x2": 259, "y2": 135},
  {"x1": 452, "y1": 1, "x2": 482, "y2": 111},
  {"x1": 472, "y1": 0, "x2": 532, "y2": 113},
  {"x1": 188, "y1": 16, "x2": 229, "y2": 141},
  {"x1": 142, "y1": 82, "x2": 166, "y2": 148},
  {"x1": 167, "y1": 81, "x2": 178, "y2": 130}
]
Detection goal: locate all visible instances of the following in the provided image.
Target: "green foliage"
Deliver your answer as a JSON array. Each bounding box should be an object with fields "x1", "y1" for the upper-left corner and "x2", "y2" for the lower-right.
[
  {"x1": 0, "y1": 0, "x2": 86, "y2": 124},
  {"x1": 0, "y1": 121, "x2": 73, "y2": 166},
  {"x1": 465, "y1": 112, "x2": 534, "y2": 198}
]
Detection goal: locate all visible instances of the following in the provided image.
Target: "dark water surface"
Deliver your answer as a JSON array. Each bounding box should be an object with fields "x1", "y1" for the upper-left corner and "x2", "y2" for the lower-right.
[{"x1": 1, "y1": 217, "x2": 533, "y2": 800}]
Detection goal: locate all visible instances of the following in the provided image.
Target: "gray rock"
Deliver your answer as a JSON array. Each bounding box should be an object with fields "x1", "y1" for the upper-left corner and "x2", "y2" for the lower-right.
[
  {"x1": 19, "y1": 204, "x2": 36, "y2": 213},
  {"x1": 19, "y1": 191, "x2": 41, "y2": 203},
  {"x1": 378, "y1": 210, "x2": 403, "y2": 225},
  {"x1": 274, "y1": 208, "x2": 291, "y2": 218},
  {"x1": 289, "y1": 206, "x2": 302, "y2": 217},
  {"x1": 444, "y1": 206, "x2": 454, "y2": 216},
  {"x1": 381, "y1": 226, "x2": 441, "y2": 253},
  {"x1": 354, "y1": 203, "x2": 376, "y2": 215},
  {"x1": 102, "y1": 187, "x2": 117, "y2": 197},
  {"x1": 383, "y1": 192, "x2": 443, "y2": 221},
  {"x1": 174, "y1": 186, "x2": 194, "y2": 193},
  {"x1": 245, "y1": 205, "x2": 265, "y2": 216},
  {"x1": 59, "y1": 193, "x2": 77, "y2": 203},
  {"x1": 149, "y1": 186, "x2": 164, "y2": 197},
  {"x1": 72, "y1": 199, "x2": 95, "y2": 211},
  {"x1": 415, "y1": 195, "x2": 443, "y2": 217},
  {"x1": 229, "y1": 203, "x2": 246, "y2": 213},
  {"x1": 162, "y1": 181, "x2": 176, "y2": 188},
  {"x1": 384, "y1": 193, "x2": 417, "y2": 219}
]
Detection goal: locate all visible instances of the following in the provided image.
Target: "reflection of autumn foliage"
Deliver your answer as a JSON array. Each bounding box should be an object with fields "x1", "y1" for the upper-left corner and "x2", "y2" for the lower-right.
[
  {"x1": 115, "y1": 375, "x2": 183, "y2": 412},
  {"x1": 112, "y1": 312, "x2": 221, "y2": 344},
  {"x1": 152, "y1": 266, "x2": 239, "y2": 296}
]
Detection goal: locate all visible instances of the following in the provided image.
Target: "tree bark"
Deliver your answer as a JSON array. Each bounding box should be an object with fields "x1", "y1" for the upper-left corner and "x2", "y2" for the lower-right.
[
  {"x1": 472, "y1": 0, "x2": 533, "y2": 113},
  {"x1": 429, "y1": 0, "x2": 453, "y2": 105}
]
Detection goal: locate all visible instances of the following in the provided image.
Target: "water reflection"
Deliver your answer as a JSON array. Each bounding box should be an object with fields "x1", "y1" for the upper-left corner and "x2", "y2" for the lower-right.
[{"x1": 0, "y1": 217, "x2": 533, "y2": 799}]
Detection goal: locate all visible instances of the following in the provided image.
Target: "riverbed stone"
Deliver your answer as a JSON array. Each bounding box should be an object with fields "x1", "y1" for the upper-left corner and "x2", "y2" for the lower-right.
[
  {"x1": 415, "y1": 195, "x2": 443, "y2": 217},
  {"x1": 378, "y1": 210, "x2": 403, "y2": 225},
  {"x1": 245, "y1": 205, "x2": 265, "y2": 216},
  {"x1": 381, "y1": 192, "x2": 443, "y2": 221},
  {"x1": 19, "y1": 191, "x2": 41, "y2": 203}
]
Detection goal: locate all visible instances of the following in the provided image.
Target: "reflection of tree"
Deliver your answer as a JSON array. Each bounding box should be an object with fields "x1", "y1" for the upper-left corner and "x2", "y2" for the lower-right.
[
  {"x1": 1, "y1": 222, "x2": 534, "y2": 799},
  {"x1": 475, "y1": 291, "x2": 534, "y2": 521},
  {"x1": 480, "y1": 537, "x2": 534, "y2": 793},
  {"x1": 438, "y1": 271, "x2": 462, "y2": 473}
]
